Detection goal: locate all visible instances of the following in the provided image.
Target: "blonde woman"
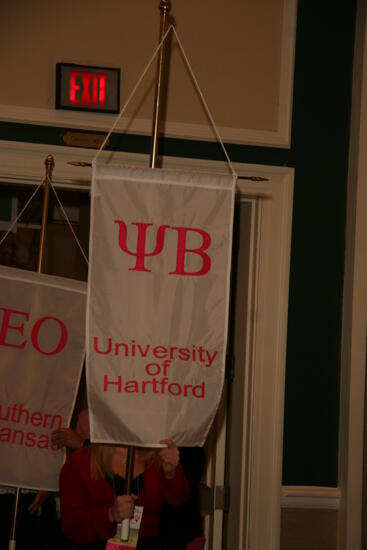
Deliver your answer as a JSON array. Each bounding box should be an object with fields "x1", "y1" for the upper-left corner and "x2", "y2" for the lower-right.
[{"x1": 59, "y1": 439, "x2": 189, "y2": 550}]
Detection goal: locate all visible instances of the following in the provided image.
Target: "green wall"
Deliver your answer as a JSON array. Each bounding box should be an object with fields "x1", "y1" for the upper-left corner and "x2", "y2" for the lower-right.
[
  {"x1": 283, "y1": 0, "x2": 356, "y2": 486},
  {"x1": 0, "y1": 0, "x2": 357, "y2": 486}
]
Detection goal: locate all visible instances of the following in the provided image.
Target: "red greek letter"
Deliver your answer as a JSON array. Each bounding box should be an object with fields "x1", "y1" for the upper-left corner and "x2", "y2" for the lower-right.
[
  {"x1": 169, "y1": 227, "x2": 211, "y2": 276},
  {"x1": 114, "y1": 221, "x2": 169, "y2": 272}
]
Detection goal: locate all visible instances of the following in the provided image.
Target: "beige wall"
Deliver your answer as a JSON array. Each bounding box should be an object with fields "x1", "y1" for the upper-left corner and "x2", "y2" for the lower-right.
[{"x1": 0, "y1": 0, "x2": 291, "y2": 142}]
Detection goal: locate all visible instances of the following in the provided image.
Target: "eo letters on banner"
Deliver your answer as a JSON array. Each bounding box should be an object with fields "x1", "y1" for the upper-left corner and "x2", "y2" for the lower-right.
[{"x1": 87, "y1": 165, "x2": 236, "y2": 447}]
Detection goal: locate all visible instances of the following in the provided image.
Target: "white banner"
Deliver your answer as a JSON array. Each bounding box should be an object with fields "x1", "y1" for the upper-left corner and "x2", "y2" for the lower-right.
[
  {"x1": 0, "y1": 266, "x2": 86, "y2": 490},
  {"x1": 87, "y1": 165, "x2": 235, "y2": 447}
]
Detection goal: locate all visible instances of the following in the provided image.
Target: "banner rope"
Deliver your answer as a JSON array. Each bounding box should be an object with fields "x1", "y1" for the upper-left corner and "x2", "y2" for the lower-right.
[
  {"x1": 0, "y1": 180, "x2": 44, "y2": 248},
  {"x1": 50, "y1": 184, "x2": 89, "y2": 266},
  {"x1": 171, "y1": 27, "x2": 236, "y2": 177},
  {"x1": 0, "y1": 179, "x2": 89, "y2": 266},
  {"x1": 92, "y1": 25, "x2": 237, "y2": 177},
  {"x1": 93, "y1": 24, "x2": 174, "y2": 164}
]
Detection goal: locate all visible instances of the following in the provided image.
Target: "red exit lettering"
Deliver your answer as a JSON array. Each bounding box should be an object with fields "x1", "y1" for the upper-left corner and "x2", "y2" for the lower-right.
[{"x1": 69, "y1": 70, "x2": 107, "y2": 107}]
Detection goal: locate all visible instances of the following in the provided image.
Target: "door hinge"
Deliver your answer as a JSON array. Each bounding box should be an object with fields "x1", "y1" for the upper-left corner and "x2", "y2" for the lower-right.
[{"x1": 215, "y1": 485, "x2": 230, "y2": 511}]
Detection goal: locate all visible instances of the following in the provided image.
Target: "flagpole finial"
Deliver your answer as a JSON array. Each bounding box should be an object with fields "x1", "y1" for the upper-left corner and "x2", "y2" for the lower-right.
[
  {"x1": 45, "y1": 154, "x2": 55, "y2": 179},
  {"x1": 159, "y1": 0, "x2": 171, "y2": 13}
]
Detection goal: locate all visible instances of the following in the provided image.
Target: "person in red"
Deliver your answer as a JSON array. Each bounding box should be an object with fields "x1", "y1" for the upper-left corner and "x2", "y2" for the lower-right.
[{"x1": 59, "y1": 439, "x2": 189, "y2": 550}]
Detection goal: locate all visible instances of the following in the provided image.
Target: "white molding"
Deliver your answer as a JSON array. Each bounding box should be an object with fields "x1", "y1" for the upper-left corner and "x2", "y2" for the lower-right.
[
  {"x1": 202, "y1": 163, "x2": 293, "y2": 550},
  {"x1": 0, "y1": 103, "x2": 292, "y2": 148},
  {"x1": 0, "y1": 104, "x2": 290, "y2": 147},
  {"x1": 0, "y1": 139, "x2": 291, "y2": 188},
  {"x1": 0, "y1": 140, "x2": 148, "y2": 188},
  {"x1": 281, "y1": 486, "x2": 341, "y2": 510},
  {"x1": 243, "y1": 167, "x2": 293, "y2": 550},
  {"x1": 339, "y1": 0, "x2": 367, "y2": 549},
  {"x1": 277, "y1": 0, "x2": 298, "y2": 148}
]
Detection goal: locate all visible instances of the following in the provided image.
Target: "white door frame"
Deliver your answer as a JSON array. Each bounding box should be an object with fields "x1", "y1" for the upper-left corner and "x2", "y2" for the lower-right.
[
  {"x1": 339, "y1": 0, "x2": 367, "y2": 548},
  {"x1": 234, "y1": 166, "x2": 293, "y2": 550},
  {"x1": 161, "y1": 159, "x2": 293, "y2": 550},
  {"x1": 0, "y1": 141, "x2": 294, "y2": 550}
]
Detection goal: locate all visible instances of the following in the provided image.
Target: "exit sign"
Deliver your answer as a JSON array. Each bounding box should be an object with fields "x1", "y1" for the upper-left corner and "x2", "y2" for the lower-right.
[{"x1": 56, "y1": 63, "x2": 120, "y2": 113}]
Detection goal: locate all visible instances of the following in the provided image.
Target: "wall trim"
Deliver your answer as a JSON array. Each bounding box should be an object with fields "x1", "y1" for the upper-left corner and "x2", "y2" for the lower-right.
[
  {"x1": 0, "y1": 104, "x2": 290, "y2": 149},
  {"x1": 0, "y1": 139, "x2": 291, "y2": 188},
  {"x1": 339, "y1": 0, "x2": 367, "y2": 548},
  {"x1": 281, "y1": 486, "x2": 341, "y2": 510},
  {"x1": 276, "y1": 0, "x2": 297, "y2": 147}
]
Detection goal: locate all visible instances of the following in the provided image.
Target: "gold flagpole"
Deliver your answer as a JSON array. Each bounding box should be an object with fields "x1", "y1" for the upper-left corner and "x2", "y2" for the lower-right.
[
  {"x1": 8, "y1": 488, "x2": 20, "y2": 550},
  {"x1": 150, "y1": 0, "x2": 171, "y2": 168},
  {"x1": 8, "y1": 154, "x2": 55, "y2": 550},
  {"x1": 37, "y1": 155, "x2": 54, "y2": 273},
  {"x1": 121, "y1": 1, "x2": 171, "y2": 542}
]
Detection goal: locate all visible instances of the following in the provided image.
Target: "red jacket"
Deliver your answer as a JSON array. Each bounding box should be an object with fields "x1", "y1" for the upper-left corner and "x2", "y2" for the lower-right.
[{"x1": 59, "y1": 446, "x2": 190, "y2": 546}]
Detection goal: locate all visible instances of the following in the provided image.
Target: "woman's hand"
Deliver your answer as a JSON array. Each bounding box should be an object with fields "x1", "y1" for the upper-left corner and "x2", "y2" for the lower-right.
[
  {"x1": 108, "y1": 494, "x2": 138, "y2": 523},
  {"x1": 27, "y1": 491, "x2": 50, "y2": 516},
  {"x1": 51, "y1": 428, "x2": 84, "y2": 450},
  {"x1": 159, "y1": 439, "x2": 180, "y2": 479}
]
